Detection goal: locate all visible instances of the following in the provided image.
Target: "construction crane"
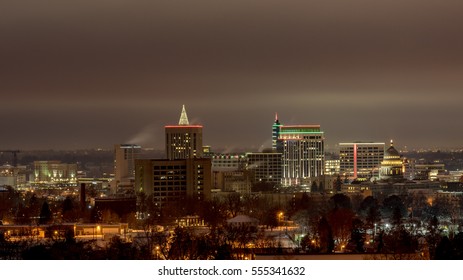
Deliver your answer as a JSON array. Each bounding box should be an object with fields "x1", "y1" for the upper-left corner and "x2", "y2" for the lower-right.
[{"x1": 0, "y1": 150, "x2": 20, "y2": 167}]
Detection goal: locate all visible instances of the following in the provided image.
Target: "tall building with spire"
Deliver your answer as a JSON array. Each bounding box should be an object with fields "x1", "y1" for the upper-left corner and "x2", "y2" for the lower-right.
[
  {"x1": 135, "y1": 105, "x2": 211, "y2": 209},
  {"x1": 165, "y1": 105, "x2": 203, "y2": 160},
  {"x1": 272, "y1": 113, "x2": 282, "y2": 152}
]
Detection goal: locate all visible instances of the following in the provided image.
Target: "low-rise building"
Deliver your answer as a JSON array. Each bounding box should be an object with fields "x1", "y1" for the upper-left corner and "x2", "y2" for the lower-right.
[{"x1": 33, "y1": 161, "x2": 77, "y2": 186}]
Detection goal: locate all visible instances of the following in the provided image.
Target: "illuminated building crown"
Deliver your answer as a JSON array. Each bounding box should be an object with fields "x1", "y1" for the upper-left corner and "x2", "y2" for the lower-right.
[{"x1": 178, "y1": 105, "x2": 189, "y2": 125}]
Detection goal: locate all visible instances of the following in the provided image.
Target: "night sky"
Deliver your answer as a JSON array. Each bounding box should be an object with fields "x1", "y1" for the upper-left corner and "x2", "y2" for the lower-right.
[{"x1": 1, "y1": 0, "x2": 462, "y2": 151}]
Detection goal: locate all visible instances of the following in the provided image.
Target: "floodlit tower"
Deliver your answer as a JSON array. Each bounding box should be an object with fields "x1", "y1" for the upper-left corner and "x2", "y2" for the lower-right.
[
  {"x1": 279, "y1": 125, "x2": 324, "y2": 186},
  {"x1": 165, "y1": 105, "x2": 203, "y2": 160}
]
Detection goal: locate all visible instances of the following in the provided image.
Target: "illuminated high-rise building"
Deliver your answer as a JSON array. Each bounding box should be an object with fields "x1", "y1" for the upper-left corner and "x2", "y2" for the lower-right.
[
  {"x1": 272, "y1": 113, "x2": 282, "y2": 152},
  {"x1": 278, "y1": 124, "x2": 325, "y2": 186},
  {"x1": 165, "y1": 105, "x2": 203, "y2": 160},
  {"x1": 339, "y1": 142, "x2": 385, "y2": 179},
  {"x1": 134, "y1": 105, "x2": 212, "y2": 215}
]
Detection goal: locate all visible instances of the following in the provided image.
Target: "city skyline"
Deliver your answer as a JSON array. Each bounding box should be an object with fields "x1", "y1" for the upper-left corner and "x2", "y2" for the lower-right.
[{"x1": 2, "y1": 1, "x2": 463, "y2": 150}]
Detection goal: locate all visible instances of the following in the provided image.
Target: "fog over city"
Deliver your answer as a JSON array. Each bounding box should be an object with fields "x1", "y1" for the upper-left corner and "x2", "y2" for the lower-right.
[{"x1": 1, "y1": 0, "x2": 463, "y2": 150}]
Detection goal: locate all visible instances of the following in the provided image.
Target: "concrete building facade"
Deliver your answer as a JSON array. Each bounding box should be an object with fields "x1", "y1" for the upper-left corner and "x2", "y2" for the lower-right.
[{"x1": 113, "y1": 144, "x2": 141, "y2": 193}]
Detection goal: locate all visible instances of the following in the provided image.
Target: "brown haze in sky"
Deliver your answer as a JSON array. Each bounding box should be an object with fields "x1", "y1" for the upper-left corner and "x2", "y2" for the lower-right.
[{"x1": 1, "y1": 1, "x2": 462, "y2": 150}]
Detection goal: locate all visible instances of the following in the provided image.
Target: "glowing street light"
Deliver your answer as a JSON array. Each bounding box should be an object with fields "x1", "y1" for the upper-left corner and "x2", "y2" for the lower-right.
[
  {"x1": 155, "y1": 246, "x2": 160, "y2": 260},
  {"x1": 278, "y1": 212, "x2": 284, "y2": 229}
]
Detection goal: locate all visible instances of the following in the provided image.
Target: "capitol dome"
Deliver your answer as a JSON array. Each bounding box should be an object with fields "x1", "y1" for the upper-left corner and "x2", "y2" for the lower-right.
[
  {"x1": 380, "y1": 140, "x2": 404, "y2": 180},
  {"x1": 384, "y1": 141, "x2": 400, "y2": 158}
]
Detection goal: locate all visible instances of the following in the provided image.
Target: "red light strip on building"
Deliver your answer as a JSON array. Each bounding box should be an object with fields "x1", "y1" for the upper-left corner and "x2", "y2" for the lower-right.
[
  {"x1": 164, "y1": 125, "x2": 203, "y2": 128},
  {"x1": 354, "y1": 144, "x2": 357, "y2": 178}
]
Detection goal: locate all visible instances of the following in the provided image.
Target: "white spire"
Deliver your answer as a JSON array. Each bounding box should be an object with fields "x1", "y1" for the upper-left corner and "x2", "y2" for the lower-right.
[{"x1": 178, "y1": 104, "x2": 189, "y2": 125}]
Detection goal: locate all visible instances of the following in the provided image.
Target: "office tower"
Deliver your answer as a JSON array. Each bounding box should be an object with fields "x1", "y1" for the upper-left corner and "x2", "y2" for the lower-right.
[
  {"x1": 278, "y1": 125, "x2": 324, "y2": 186},
  {"x1": 114, "y1": 144, "x2": 141, "y2": 184},
  {"x1": 165, "y1": 105, "x2": 203, "y2": 160},
  {"x1": 135, "y1": 158, "x2": 212, "y2": 204},
  {"x1": 325, "y1": 158, "x2": 340, "y2": 176},
  {"x1": 112, "y1": 144, "x2": 141, "y2": 194},
  {"x1": 246, "y1": 151, "x2": 282, "y2": 186},
  {"x1": 135, "y1": 105, "x2": 211, "y2": 209},
  {"x1": 272, "y1": 113, "x2": 282, "y2": 152},
  {"x1": 339, "y1": 142, "x2": 385, "y2": 179}
]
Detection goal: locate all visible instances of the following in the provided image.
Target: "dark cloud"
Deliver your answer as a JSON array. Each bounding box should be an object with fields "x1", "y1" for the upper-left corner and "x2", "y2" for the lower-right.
[{"x1": 1, "y1": 0, "x2": 462, "y2": 150}]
